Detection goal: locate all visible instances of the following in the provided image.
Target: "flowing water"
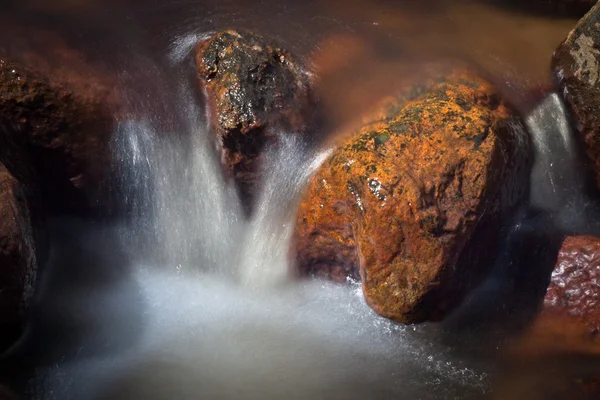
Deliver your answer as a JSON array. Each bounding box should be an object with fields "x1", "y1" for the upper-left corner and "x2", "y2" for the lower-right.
[{"x1": 2, "y1": 0, "x2": 600, "y2": 399}]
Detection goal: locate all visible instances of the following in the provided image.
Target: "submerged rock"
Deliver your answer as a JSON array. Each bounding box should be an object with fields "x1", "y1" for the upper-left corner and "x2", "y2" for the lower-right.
[
  {"x1": 0, "y1": 163, "x2": 36, "y2": 352},
  {"x1": 195, "y1": 30, "x2": 315, "y2": 215},
  {"x1": 0, "y1": 56, "x2": 118, "y2": 215},
  {"x1": 553, "y1": 2, "x2": 600, "y2": 190},
  {"x1": 296, "y1": 69, "x2": 530, "y2": 323}
]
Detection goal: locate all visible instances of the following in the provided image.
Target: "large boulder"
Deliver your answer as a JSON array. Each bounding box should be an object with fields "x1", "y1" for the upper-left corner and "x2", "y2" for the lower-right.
[
  {"x1": 295, "y1": 69, "x2": 530, "y2": 323},
  {"x1": 195, "y1": 30, "x2": 315, "y2": 215},
  {"x1": 0, "y1": 162, "x2": 36, "y2": 352},
  {"x1": 0, "y1": 56, "x2": 118, "y2": 215},
  {"x1": 553, "y1": 2, "x2": 600, "y2": 190}
]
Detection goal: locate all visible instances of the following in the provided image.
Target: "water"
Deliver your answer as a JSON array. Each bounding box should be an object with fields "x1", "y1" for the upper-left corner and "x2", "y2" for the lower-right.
[
  {"x1": 527, "y1": 93, "x2": 585, "y2": 214},
  {"x1": 2, "y1": 1, "x2": 600, "y2": 398},
  {"x1": 20, "y1": 69, "x2": 490, "y2": 398},
  {"x1": 8, "y1": 27, "x2": 502, "y2": 397}
]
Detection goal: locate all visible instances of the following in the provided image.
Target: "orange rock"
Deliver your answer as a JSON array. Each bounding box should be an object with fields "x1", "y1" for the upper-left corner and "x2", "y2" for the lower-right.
[{"x1": 296, "y1": 69, "x2": 530, "y2": 323}]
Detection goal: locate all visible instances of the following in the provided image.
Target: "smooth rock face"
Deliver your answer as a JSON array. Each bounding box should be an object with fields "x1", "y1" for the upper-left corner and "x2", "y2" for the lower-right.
[
  {"x1": 296, "y1": 70, "x2": 530, "y2": 323},
  {"x1": 543, "y1": 235, "x2": 600, "y2": 334},
  {"x1": 0, "y1": 56, "x2": 117, "y2": 214},
  {"x1": 195, "y1": 30, "x2": 314, "y2": 214},
  {"x1": 553, "y1": 2, "x2": 600, "y2": 190},
  {"x1": 0, "y1": 163, "x2": 36, "y2": 352}
]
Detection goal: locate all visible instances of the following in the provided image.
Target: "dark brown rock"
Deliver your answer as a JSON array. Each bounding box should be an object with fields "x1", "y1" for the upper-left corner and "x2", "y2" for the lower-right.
[
  {"x1": 0, "y1": 162, "x2": 36, "y2": 352},
  {"x1": 195, "y1": 30, "x2": 314, "y2": 214},
  {"x1": 543, "y1": 235, "x2": 600, "y2": 334},
  {"x1": 295, "y1": 69, "x2": 530, "y2": 323},
  {"x1": 0, "y1": 56, "x2": 118, "y2": 214},
  {"x1": 553, "y1": 2, "x2": 600, "y2": 190},
  {"x1": 494, "y1": 235, "x2": 600, "y2": 399}
]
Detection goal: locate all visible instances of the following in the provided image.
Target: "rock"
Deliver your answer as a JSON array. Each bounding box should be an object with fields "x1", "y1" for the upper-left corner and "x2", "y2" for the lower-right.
[
  {"x1": 543, "y1": 235, "x2": 600, "y2": 334},
  {"x1": 553, "y1": 2, "x2": 600, "y2": 190},
  {"x1": 0, "y1": 56, "x2": 118, "y2": 215},
  {"x1": 295, "y1": 69, "x2": 530, "y2": 323},
  {"x1": 491, "y1": 234, "x2": 600, "y2": 399},
  {"x1": 0, "y1": 163, "x2": 36, "y2": 352},
  {"x1": 195, "y1": 30, "x2": 315, "y2": 215}
]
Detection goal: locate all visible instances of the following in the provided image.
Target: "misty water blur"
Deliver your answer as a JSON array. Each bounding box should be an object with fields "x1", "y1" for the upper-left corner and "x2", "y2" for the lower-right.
[
  {"x1": 22, "y1": 58, "x2": 490, "y2": 399},
  {"x1": 1, "y1": 0, "x2": 600, "y2": 399}
]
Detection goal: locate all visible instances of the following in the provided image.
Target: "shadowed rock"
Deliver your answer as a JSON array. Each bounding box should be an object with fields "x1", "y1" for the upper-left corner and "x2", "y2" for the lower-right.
[
  {"x1": 0, "y1": 54, "x2": 119, "y2": 215},
  {"x1": 0, "y1": 163, "x2": 36, "y2": 352},
  {"x1": 553, "y1": 2, "x2": 600, "y2": 191}
]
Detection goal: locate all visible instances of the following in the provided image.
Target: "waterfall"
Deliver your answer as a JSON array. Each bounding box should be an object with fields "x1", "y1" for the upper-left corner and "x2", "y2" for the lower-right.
[
  {"x1": 114, "y1": 84, "x2": 330, "y2": 287},
  {"x1": 526, "y1": 92, "x2": 584, "y2": 213}
]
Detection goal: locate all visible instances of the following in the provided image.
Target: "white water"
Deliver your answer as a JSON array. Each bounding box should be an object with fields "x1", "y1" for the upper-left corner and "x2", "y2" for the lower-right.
[
  {"x1": 526, "y1": 93, "x2": 584, "y2": 213},
  {"x1": 24, "y1": 47, "x2": 492, "y2": 399}
]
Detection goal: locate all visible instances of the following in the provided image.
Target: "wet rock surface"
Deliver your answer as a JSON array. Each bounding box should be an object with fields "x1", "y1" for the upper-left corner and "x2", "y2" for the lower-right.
[
  {"x1": 195, "y1": 30, "x2": 315, "y2": 214},
  {"x1": 296, "y1": 69, "x2": 530, "y2": 323},
  {"x1": 543, "y1": 235, "x2": 600, "y2": 334},
  {"x1": 0, "y1": 56, "x2": 118, "y2": 215},
  {"x1": 0, "y1": 163, "x2": 36, "y2": 352},
  {"x1": 553, "y1": 1, "x2": 600, "y2": 190}
]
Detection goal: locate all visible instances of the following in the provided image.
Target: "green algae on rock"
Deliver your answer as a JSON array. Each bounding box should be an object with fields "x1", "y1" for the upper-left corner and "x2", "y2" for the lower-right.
[{"x1": 296, "y1": 69, "x2": 530, "y2": 323}]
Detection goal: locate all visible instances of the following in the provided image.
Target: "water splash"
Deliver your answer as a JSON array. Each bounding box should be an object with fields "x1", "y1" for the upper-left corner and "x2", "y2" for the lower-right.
[
  {"x1": 19, "y1": 36, "x2": 491, "y2": 400},
  {"x1": 114, "y1": 83, "x2": 331, "y2": 287}
]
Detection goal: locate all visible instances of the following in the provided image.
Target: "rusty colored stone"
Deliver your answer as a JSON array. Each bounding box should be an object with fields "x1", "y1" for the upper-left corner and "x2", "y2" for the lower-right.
[
  {"x1": 195, "y1": 30, "x2": 314, "y2": 215},
  {"x1": 543, "y1": 235, "x2": 600, "y2": 334},
  {"x1": 0, "y1": 162, "x2": 36, "y2": 352},
  {"x1": 553, "y1": 2, "x2": 600, "y2": 190},
  {"x1": 296, "y1": 69, "x2": 530, "y2": 323},
  {"x1": 0, "y1": 56, "x2": 117, "y2": 214}
]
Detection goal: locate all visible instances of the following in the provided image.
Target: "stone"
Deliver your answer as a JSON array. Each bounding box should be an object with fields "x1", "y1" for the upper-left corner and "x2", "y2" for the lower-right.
[
  {"x1": 295, "y1": 69, "x2": 530, "y2": 323},
  {"x1": 553, "y1": 2, "x2": 600, "y2": 190},
  {"x1": 543, "y1": 235, "x2": 600, "y2": 334},
  {"x1": 0, "y1": 56, "x2": 118, "y2": 215},
  {"x1": 493, "y1": 234, "x2": 600, "y2": 399},
  {"x1": 0, "y1": 162, "x2": 36, "y2": 352},
  {"x1": 195, "y1": 30, "x2": 315, "y2": 215}
]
